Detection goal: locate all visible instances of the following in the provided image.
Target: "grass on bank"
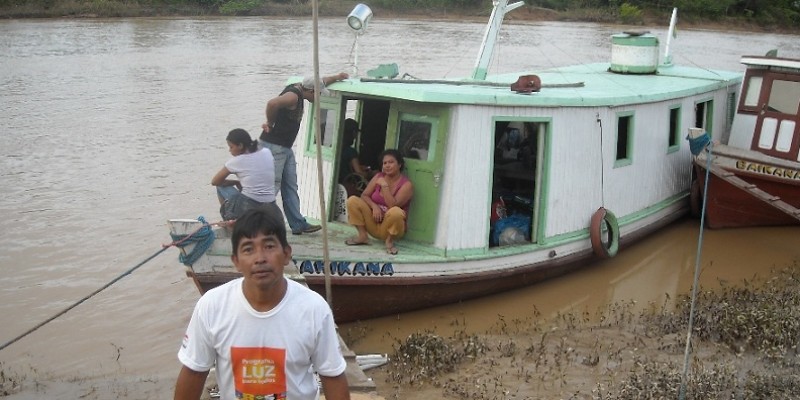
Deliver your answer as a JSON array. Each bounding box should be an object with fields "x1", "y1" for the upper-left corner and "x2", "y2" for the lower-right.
[{"x1": 344, "y1": 264, "x2": 800, "y2": 399}]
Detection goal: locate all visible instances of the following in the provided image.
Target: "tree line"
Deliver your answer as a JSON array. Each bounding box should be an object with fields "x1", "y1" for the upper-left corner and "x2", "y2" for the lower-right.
[{"x1": 0, "y1": 0, "x2": 798, "y2": 30}]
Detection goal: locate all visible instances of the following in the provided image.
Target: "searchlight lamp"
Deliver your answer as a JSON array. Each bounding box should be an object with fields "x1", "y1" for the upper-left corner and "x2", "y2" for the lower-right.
[{"x1": 347, "y1": 3, "x2": 373, "y2": 32}]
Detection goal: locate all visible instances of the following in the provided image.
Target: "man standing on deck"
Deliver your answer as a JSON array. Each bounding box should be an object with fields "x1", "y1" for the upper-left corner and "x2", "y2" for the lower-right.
[
  {"x1": 260, "y1": 72, "x2": 349, "y2": 235},
  {"x1": 174, "y1": 208, "x2": 350, "y2": 400}
]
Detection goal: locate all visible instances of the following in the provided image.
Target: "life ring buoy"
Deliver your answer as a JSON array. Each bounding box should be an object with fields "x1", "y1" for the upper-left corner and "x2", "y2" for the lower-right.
[{"x1": 590, "y1": 207, "x2": 619, "y2": 258}]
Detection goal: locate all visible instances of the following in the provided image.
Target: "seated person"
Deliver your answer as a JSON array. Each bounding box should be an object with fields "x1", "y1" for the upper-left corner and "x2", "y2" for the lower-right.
[
  {"x1": 495, "y1": 127, "x2": 522, "y2": 163},
  {"x1": 338, "y1": 118, "x2": 370, "y2": 197},
  {"x1": 344, "y1": 149, "x2": 413, "y2": 255},
  {"x1": 211, "y1": 128, "x2": 281, "y2": 222}
]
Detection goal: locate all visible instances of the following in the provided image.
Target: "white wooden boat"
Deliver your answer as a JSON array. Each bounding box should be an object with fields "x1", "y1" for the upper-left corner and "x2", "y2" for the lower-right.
[
  {"x1": 169, "y1": 3, "x2": 742, "y2": 322},
  {"x1": 690, "y1": 55, "x2": 800, "y2": 228}
]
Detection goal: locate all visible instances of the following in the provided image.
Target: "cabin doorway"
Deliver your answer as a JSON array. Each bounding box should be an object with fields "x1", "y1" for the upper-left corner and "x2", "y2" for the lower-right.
[
  {"x1": 332, "y1": 99, "x2": 390, "y2": 222},
  {"x1": 489, "y1": 120, "x2": 545, "y2": 247},
  {"x1": 358, "y1": 100, "x2": 391, "y2": 170}
]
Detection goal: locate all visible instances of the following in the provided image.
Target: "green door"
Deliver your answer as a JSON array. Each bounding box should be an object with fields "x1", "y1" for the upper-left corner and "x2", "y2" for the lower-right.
[{"x1": 386, "y1": 104, "x2": 448, "y2": 243}]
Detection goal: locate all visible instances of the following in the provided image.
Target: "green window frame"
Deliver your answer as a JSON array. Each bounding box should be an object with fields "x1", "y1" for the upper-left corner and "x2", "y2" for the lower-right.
[
  {"x1": 397, "y1": 113, "x2": 438, "y2": 162},
  {"x1": 694, "y1": 98, "x2": 714, "y2": 137},
  {"x1": 667, "y1": 105, "x2": 681, "y2": 153},
  {"x1": 304, "y1": 102, "x2": 339, "y2": 159},
  {"x1": 614, "y1": 112, "x2": 634, "y2": 168}
]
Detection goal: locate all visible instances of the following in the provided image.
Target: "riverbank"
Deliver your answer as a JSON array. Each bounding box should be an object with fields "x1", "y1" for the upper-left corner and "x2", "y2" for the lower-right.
[
  {"x1": 356, "y1": 265, "x2": 800, "y2": 399},
  {"x1": 1, "y1": 1, "x2": 797, "y2": 35}
]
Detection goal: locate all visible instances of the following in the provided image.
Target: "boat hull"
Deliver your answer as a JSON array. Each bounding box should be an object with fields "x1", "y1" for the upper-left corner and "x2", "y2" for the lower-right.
[
  {"x1": 174, "y1": 204, "x2": 685, "y2": 322},
  {"x1": 303, "y1": 250, "x2": 592, "y2": 322},
  {"x1": 693, "y1": 152, "x2": 800, "y2": 229},
  {"x1": 181, "y1": 258, "x2": 593, "y2": 322}
]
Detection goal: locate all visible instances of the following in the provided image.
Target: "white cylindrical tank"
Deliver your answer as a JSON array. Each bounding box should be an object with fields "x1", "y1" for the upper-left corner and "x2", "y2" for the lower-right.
[{"x1": 610, "y1": 33, "x2": 659, "y2": 74}]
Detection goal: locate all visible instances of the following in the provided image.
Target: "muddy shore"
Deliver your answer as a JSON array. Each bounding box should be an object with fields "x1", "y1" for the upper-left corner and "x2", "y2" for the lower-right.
[{"x1": 357, "y1": 266, "x2": 800, "y2": 399}]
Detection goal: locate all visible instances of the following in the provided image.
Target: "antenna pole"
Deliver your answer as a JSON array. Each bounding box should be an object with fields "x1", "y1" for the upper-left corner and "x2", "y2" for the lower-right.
[
  {"x1": 663, "y1": 7, "x2": 678, "y2": 66},
  {"x1": 472, "y1": 0, "x2": 525, "y2": 81}
]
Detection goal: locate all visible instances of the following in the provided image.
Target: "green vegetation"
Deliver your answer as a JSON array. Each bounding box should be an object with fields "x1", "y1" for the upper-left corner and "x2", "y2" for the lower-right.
[{"x1": 0, "y1": 0, "x2": 798, "y2": 31}]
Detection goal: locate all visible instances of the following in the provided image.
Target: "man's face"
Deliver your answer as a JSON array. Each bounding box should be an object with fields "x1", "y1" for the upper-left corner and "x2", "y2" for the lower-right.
[
  {"x1": 301, "y1": 86, "x2": 316, "y2": 101},
  {"x1": 232, "y1": 232, "x2": 291, "y2": 290}
]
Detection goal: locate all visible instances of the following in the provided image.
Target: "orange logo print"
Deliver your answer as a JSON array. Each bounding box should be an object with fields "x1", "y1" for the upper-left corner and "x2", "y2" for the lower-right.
[{"x1": 231, "y1": 347, "x2": 287, "y2": 399}]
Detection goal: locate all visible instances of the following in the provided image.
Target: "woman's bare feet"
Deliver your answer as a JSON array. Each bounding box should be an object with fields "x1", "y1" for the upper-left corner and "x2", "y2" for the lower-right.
[{"x1": 385, "y1": 237, "x2": 398, "y2": 255}]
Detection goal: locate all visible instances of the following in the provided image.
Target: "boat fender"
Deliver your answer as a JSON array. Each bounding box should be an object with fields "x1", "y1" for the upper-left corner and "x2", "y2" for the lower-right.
[{"x1": 590, "y1": 207, "x2": 620, "y2": 258}]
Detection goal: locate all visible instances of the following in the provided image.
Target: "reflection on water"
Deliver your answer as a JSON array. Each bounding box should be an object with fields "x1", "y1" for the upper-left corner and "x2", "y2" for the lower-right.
[{"x1": 0, "y1": 16, "x2": 798, "y2": 396}]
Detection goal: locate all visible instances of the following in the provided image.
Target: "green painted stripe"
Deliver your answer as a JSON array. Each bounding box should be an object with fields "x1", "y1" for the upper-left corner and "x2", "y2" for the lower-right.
[{"x1": 611, "y1": 34, "x2": 659, "y2": 47}]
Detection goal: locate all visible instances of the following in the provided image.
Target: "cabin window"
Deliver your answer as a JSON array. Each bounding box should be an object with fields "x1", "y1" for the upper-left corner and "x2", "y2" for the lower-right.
[
  {"x1": 667, "y1": 106, "x2": 681, "y2": 153},
  {"x1": 694, "y1": 99, "x2": 713, "y2": 136},
  {"x1": 742, "y1": 75, "x2": 763, "y2": 109},
  {"x1": 398, "y1": 114, "x2": 437, "y2": 161},
  {"x1": 310, "y1": 107, "x2": 336, "y2": 148},
  {"x1": 614, "y1": 113, "x2": 633, "y2": 167},
  {"x1": 767, "y1": 79, "x2": 800, "y2": 115}
]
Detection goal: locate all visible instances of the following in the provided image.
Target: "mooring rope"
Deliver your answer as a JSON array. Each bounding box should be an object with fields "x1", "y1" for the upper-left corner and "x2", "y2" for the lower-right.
[
  {"x1": 169, "y1": 216, "x2": 216, "y2": 266},
  {"x1": 0, "y1": 217, "x2": 218, "y2": 352},
  {"x1": 679, "y1": 131, "x2": 713, "y2": 399}
]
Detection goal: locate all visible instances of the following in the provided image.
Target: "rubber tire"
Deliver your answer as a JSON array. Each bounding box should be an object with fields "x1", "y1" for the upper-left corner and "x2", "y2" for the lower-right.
[{"x1": 590, "y1": 207, "x2": 619, "y2": 258}]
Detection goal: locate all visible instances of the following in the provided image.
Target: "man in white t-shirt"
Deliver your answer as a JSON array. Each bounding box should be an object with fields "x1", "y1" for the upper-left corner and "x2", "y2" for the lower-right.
[{"x1": 174, "y1": 209, "x2": 350, "y2": 400}]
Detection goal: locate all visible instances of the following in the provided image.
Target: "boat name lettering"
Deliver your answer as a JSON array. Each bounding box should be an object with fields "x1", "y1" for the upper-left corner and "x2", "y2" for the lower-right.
[
  {"x1": 735, "y1": 160, "x2": 800, "y2": 180},
  {"x1": 294, "y1": 259, "x2": 394, "y2": 276}
]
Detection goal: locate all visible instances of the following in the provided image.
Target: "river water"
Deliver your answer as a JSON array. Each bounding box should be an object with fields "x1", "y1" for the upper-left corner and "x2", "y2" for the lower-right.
[{"x1": 0, "y1": 16, "x2": 798, "y2": 398}]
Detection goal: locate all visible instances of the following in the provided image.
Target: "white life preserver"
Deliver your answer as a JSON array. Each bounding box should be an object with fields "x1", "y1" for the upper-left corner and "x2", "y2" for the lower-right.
[{"x1": 590, "y1": 207, "x2": 619, "y2": 258}]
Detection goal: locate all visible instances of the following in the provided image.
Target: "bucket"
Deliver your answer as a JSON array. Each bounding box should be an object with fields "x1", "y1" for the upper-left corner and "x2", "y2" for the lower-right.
[{"x1": 687, "y1": 127, "x2": 705, "y2": 139}]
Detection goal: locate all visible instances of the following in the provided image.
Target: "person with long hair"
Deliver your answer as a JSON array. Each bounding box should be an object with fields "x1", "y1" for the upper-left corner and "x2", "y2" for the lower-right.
[
  {"x1": 344, "y1": 149, "x2": 413, "y2": 255},
  {"x1": 211, "y1": 128, "x2": 281, "y2": 222}
]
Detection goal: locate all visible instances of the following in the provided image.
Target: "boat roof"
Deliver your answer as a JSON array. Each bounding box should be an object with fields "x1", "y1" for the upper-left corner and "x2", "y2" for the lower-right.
[
  {"x1": 328, "y1": 63, "x2": 741, "y2": 108},
  {"x1": 741, "y1": 55, "x2": 800, "y2": 71}
]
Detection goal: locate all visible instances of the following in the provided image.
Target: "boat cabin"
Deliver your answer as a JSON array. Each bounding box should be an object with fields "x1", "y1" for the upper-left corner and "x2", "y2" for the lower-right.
[
  {"x1": 726, "y1": 56, "x2": 800, "y2": 161},
  {"x1": 290, "y1": 49, "x2": 741, "y2": 257}
]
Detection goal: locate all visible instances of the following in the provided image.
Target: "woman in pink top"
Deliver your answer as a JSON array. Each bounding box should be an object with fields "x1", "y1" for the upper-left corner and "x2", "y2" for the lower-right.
[{"x1": 345, "y1": 149, "x2": 414, "y2": 255}]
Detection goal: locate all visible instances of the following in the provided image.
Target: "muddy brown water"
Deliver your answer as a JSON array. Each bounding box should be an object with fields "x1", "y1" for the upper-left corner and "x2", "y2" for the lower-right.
[{"x1": 0, "y1": 16, "x2": 798, "y2": 398}]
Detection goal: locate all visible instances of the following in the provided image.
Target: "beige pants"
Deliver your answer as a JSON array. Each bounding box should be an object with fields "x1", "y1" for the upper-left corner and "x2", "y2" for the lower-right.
[{"x1": 346, "y1": 196, "x2": 406, "y2": 240}]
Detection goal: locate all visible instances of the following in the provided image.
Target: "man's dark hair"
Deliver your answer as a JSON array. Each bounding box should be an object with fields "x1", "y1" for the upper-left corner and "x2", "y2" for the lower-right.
[{"x1": 231, "y1": 208, "x2": 289, "y2": 253}]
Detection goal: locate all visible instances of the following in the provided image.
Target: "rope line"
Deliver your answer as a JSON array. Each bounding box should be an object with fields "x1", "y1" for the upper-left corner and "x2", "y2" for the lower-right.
[
  {"x1": 0, "y1": 216, "x2": 218, "y2": 352},
  {"x1": 0, "y1": 246, "x2": 170, "y2": 352},
  {"x1": 169, "y1": 216, "x2": 216, "y2": 266},
  {"x1": 679, "y1": 132, "x2": 713, "y2": 399}
]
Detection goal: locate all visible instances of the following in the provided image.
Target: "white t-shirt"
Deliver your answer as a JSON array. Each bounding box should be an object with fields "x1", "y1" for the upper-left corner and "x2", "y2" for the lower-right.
[
  {"x1": 178, "y1": 278, "x2": 346, "y2": 400},
  {"x1": 225, "y1": 148, "x2": 276, "y2": 203}
]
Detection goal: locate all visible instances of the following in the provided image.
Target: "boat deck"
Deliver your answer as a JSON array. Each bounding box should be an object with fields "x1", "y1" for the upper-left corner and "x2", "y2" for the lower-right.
[{"x1": 207, "y1": 218, "x2": 536, "y2": 266}]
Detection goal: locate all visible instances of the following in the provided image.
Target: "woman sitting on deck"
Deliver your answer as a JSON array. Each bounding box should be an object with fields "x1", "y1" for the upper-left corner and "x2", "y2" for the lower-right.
[
  {"x1": 211, "y1": 128, "x2": 281, "y2": 222},
  {"x1": 345, "y1": 149, "x2": 414, "y2": 255}
]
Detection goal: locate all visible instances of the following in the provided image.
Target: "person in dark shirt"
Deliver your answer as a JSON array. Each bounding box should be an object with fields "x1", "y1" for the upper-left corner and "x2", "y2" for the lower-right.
[
  {"x1": 259, "y1": 73, "x2": 348, "y2": 235},
  {"x1": 338, "y1": 118, "x2": 370, "y2": 197}
]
